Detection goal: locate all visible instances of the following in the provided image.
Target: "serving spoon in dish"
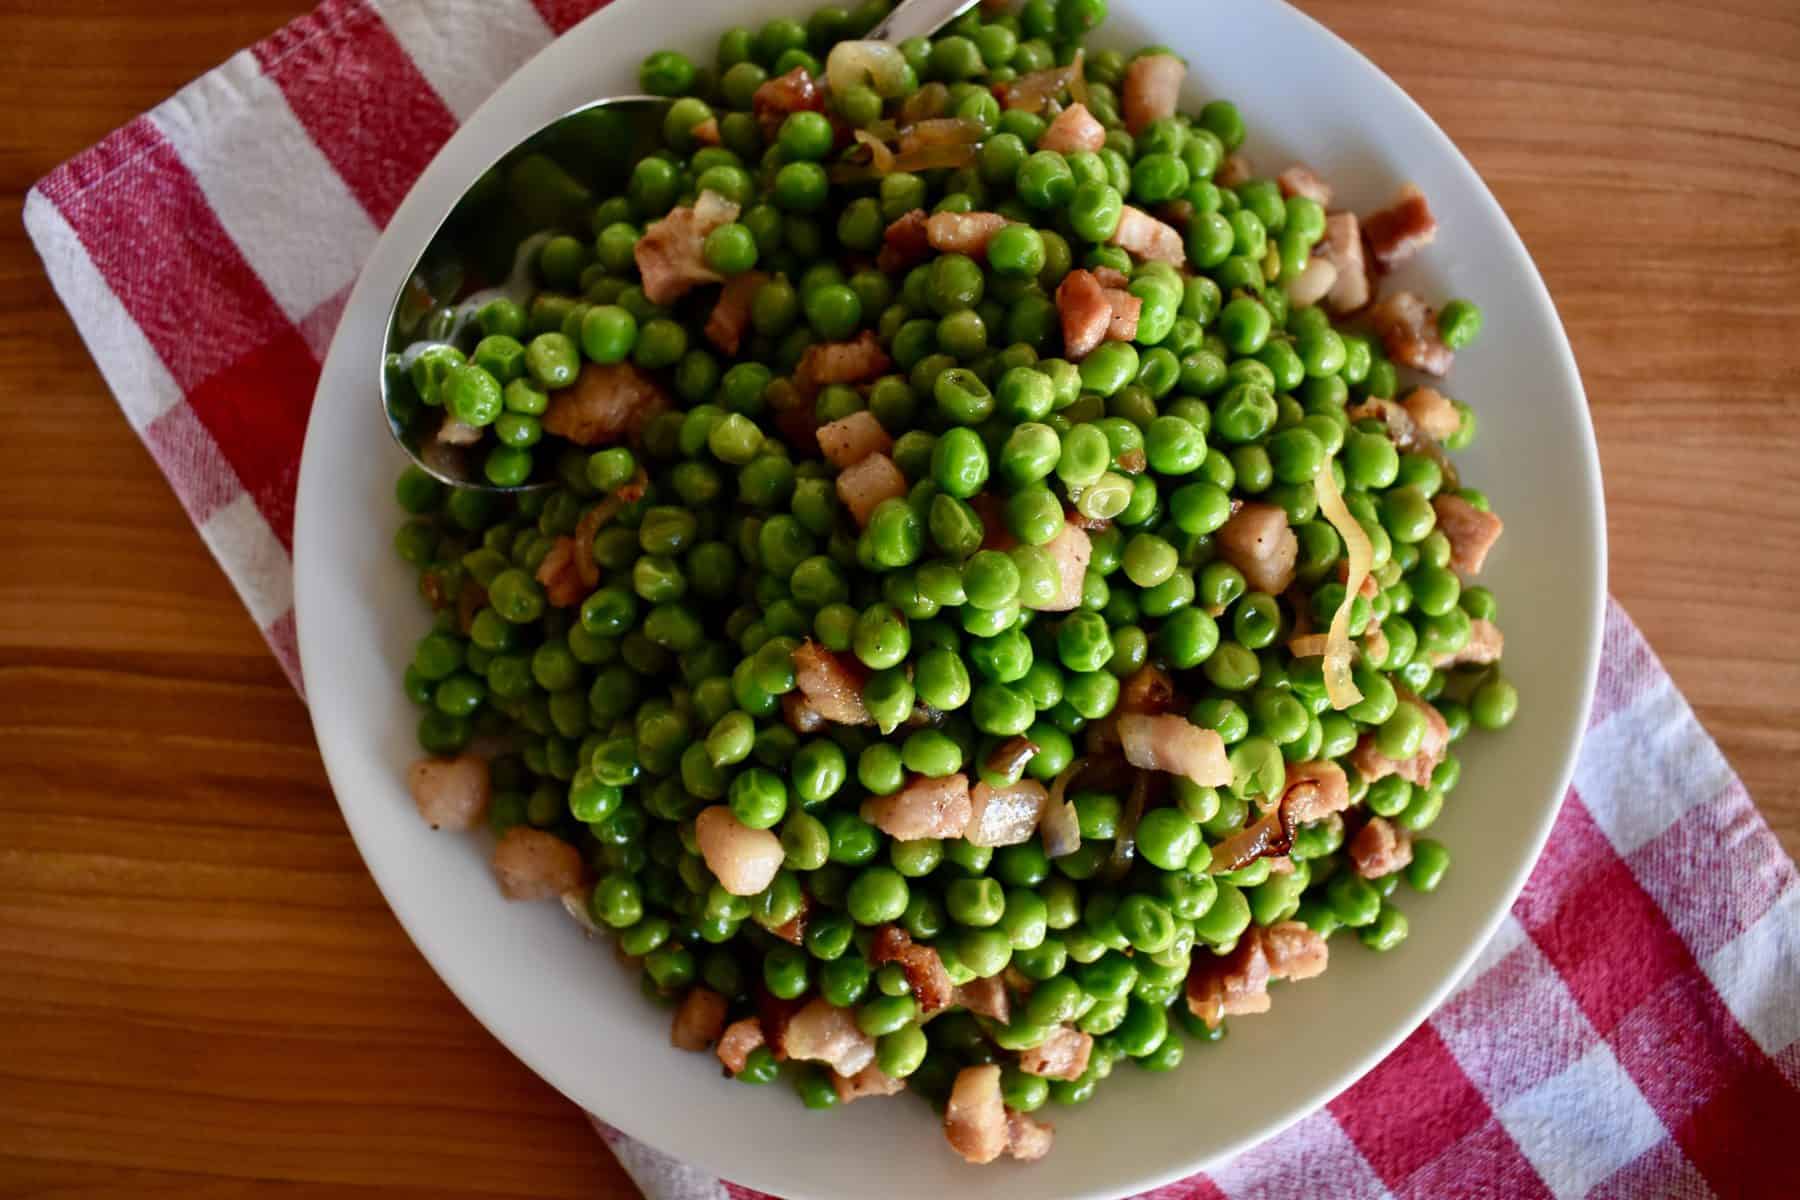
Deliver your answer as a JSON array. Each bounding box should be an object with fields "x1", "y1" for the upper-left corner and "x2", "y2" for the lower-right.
[{"x1": 381, "y1": 0, "x2": 983, "y2": 490}]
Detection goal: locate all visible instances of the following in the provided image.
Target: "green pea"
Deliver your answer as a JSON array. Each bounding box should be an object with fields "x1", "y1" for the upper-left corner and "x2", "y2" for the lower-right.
[
  {"x1": 848, "y1": 603, "x2": 908, "y2": 671},
  {"x1": 644, "y1": 944, "x2": 697, "y2": 991},
  {"x1": 781, "y1": 811, "x2": 831, "y2": 871},
  {"x1": 1472, "y1": 676, "x2": 1519, "y2": 730},
  {"x1": 1438, "y1": 299, "x2": 1483, "y2": 349},
  {"x1": 1069, "y1": 181, "x2": 1124, "y2": 242},
  {"x1": 857, "y1": 992, "x2": 918, "y2": 1038},
  {"x1": 931, "y1": 426, "x2": 990, "y2": 498},
  {"x1": 901, "y1": 728, "x2": 964, "y2": 777},
  {"x1": 957, "y1": 927, "x2": 1014, "y2": 977},
  {"x1": 972, "y1": 682, "x2": 1035, "y2": 736},
  {"x1": 1080, "y1": 341, "x2": 1140, "y2": 398},
  {"x1": 1359, "y1": 903, "x2": 1410, "y2": 952},
  {"x1": 1111, "y1": 995, "x2": 1168, "y2": 1058},
  {"x1": 846, "y1": 866, "x2": 911, "y2": 926},
  {"x1": 959, "y1": 549, "x2": 1018, "y2": 610}
]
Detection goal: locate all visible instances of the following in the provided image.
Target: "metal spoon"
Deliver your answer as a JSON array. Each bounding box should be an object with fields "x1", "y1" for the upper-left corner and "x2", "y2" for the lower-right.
[{"x1": 381, "y1": 0, "x2": 982, "y2": 490}]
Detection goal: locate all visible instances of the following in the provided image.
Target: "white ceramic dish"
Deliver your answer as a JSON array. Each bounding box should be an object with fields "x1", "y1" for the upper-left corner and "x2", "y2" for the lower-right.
[{"x1": 295, "y1": 1, "x2": 1606, "y2": 1194}]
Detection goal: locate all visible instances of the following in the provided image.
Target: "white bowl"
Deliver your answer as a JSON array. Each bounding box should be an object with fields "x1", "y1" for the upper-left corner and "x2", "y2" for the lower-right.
[{"x1": 295, "y1": 1, "x2": 1606, "y2": 1195}]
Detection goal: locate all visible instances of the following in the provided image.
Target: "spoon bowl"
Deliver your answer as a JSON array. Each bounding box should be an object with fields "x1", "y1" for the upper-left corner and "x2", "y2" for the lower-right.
[
  {"x1": 379, "y1": 95, "x2": 668, "y2": 490},
  {"x1": 376, "y1": 0, "x2": 979, "y2": 490}
]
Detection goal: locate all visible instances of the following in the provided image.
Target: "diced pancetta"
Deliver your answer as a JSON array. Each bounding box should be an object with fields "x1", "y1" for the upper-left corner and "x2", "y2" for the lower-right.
[
  {"x1": 862, "y1": 773, "x2": 974, "y2": 841},
  {"x1": 783, "y1": 690, "x2": 828, "y2": 734},
  {"x1": 1402, "y1": 386, "x2": 1461, "y2": 441},
  {"x1": 491, "y1": 827, "x2": 585, "y2": 901},
  {"x1": 1110, "y1": 205, "x2": 1186, "y2": 265},
  {"x1": 944, "y1": 1065, "x2": 1008, "y2": 1165},
  {"x1": 1363, "y1": 184, "x2": 1438, "y2": 269},
  {"x1": 1019, "y1": 1026, "x2": 1092, "y2": 1081},
  {"x1": 953, "y1": 974, "x2": 1011, "y2": 1022},
  {"x1": 1370, "y1": 290, "x2": 1454, "y2": 376},
  {"x1": 716, "y1": 1017, "x2": 766, "y2": 1075},
  {"x1": 793, "y1": 641, "x2": 873, "y2": 725},
  {"x1": 1432, "y1": 493, "x2": 1504, "y2": 575},
  {"x1": 1186, "y1": 921, "x2": 1328, "y2": 1028},
  {"x1": 1277, "y1": 163, "x2": 1333, "y2": 206},
  {"x1": 1262, "y1": 920, "x2": 1330, "y2": 981},
  {"x1": 878, "y1": 208, "x2": 931, "y2": 273},
  {"x1": 1006, "y1": 1111, "x2": 1055, "y2": 1161},
  {"x1": 1216, "y1": 501, "x2": 1299, "y2": 594},
  {"x1": 926, "y1": 210, "x2": 1010, "y2": 257},
  {"x1": 816, "y1": 409, "x2": 893, "y2": 469},
  {"x1": 704, "y1": 269, "x2": 769, "y2": 355},
  {"x1": 1121, "y1": 53, "x2": 1185, "y2": 134},
  {"x1": 407, "y1": 753, "x2": 490, "y2": 831},
  {"x1": 752, "y1": 66, "x2": 826, "y2": 139},
  {"x1": 784, "y1": 996, "x2": 877, "y2": 1077},
  {"x1": 1318, "y1": 212, "x2": 1369, "y2": 314},
  {"x1": 1280, "y1": 760, "x2": 1351, "y2": 825},
  {"x1": 1037, "y1": 520, "x2": 1093, "y2": 611},
  {"x1": 1350, "y1": 816, "x2": 1414, "y2": 879},
  {"x1": 871, "y1": 925, "x2": 955, "y2": 1014},
  {"x1": 1432, "y1": 617, "x2": 1504, "y2": 668},
  {"x1": 542, "y1": 362, "x2": 671, "y2": 446},
  {"x1": 835, "y1": 452, "x2": 908, "y2": 527},
  {"x1": 1349, "y1": 695, "x2": 1450, "y2": 788},
  {"x1": 833, "y1": 1062, "x2": 906, "y2": 1103},
  {"x1": 1104, "y1": 287, "x2": 1142, "y2": 340},
  {"x1": 634, "y1": 190, "x2": 740, "y2": 305},
  {"x1": 1118, "y1": 713, "x2": 1232, "y2": 787},
  {"x1": 694, "y1": 805, "x2": 785, "y2": 896},
  {"x1": 1038, "y1": 102, "x2": 1106, "y2": 154},
  {"x1": 1055, "y1": 268, "x2": 1112, "y2": 360},
  {"x1": 797, "y1": 330, "x2": 892, "y2": 393}
]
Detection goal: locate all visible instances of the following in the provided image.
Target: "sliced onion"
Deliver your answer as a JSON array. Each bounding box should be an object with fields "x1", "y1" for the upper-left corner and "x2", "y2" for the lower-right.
[
  {"x1": 831, "y1": 136, "x2": 979, "y2": 183},
  {"x1": 1287, "y1": 633, "x2": 1331, "y2": 658},
  {"x1": 984, "y1": 736, "x2": 1040, "y2": 780},
  {"x1": 1106, "y1": 771, "x2": 1149, "y2": 881},
  {"x1": 1068, "y1": 48, "x2": 1089, "y2": 108},
  {"x1": 899, "y1": 82, "x2": 949, "y2": 125},
  {"x1": 852, "y1": 128, "x2": 896, "y2": 175},
  {"x1": 826, "y1": 40, "x2": 909, "y2": 98},
  {"x1": 1209, "y1": 806, "x2": 1293, "y2": 875},
  {"x1": 1041, "y1": 757, "x2": 1086, "y2": 859},
  {"x1": 1000, "y1": 50, "x2": 1081, "y2": 112},
  {"x1": 561, "y1": 887, "x2": 602, "y2": 935},
  {"x1": 897, "y1": 118, "x2": 986, "y2": 152},
  {"x1": 1314, "y1": 460, "x2": 1371, "y2": 710}
]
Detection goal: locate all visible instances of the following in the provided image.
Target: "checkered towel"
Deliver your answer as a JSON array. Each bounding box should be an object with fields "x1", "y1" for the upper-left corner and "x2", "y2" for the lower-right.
[{"x1": 25, "y1": 1, "x2": 1800, "y2": 1196}]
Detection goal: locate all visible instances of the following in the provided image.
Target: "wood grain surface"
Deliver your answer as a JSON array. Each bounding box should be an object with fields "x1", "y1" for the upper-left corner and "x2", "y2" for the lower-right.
[{"x1": 2, "y1": 0, "x2": 1796, "y2": 1195}]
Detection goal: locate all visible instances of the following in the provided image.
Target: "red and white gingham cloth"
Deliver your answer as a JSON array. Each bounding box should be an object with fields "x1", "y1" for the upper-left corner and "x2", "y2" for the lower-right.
[{"x1": 25, "y1": 1, "x2": 1800, "y2": 1196}]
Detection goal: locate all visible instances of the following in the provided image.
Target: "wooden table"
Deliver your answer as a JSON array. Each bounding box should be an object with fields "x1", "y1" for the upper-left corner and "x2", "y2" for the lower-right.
[{"x1": 3, "y1": 0, "x2": 1796, "y2": 1193}]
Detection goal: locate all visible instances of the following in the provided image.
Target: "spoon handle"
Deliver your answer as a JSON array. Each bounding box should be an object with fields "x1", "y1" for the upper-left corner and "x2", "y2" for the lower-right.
[{"x1": 866, "y1": 0, "x2": 983, "y2": 44}]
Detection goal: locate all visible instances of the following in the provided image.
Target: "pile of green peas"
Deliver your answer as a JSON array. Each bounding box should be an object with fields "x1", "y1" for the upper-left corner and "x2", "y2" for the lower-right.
[{"x1": 392, "y1": 0, "x2": 1518, "y2": 1132}]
